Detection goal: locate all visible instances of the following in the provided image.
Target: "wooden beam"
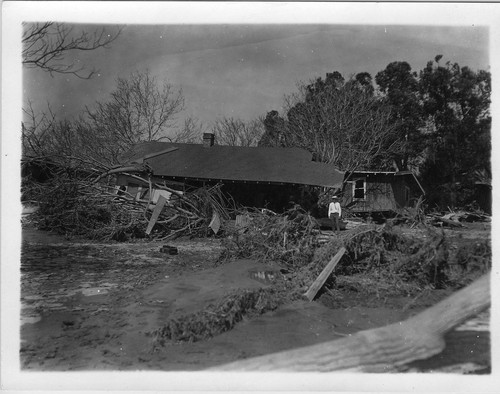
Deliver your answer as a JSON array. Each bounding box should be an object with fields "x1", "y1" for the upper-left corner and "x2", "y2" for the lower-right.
[
  {"x1": 211, "y1": 273, "x2": 490, "y2": 372},
  {"x1": 304, "y1": 247, "x2": 346, "y2": 301},
  {"x1": 145, "y1": 195, "x2": 168, "y2": 235}
]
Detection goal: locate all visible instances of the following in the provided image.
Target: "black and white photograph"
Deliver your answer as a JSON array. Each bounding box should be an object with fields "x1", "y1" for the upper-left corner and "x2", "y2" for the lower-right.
[{"x1": 1, "y1": 1, "x2": 499, "y2": 392}]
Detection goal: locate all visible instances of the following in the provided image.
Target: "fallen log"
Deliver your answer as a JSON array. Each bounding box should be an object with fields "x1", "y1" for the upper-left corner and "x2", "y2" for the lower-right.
[{"x1": 210, "y1": 273, "x2": 490, "y2": 372}]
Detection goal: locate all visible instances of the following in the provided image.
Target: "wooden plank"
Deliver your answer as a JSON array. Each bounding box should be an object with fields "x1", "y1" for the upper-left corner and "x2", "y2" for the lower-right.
[
  {"x1": 303, "y1": 247, "x2": 346, "y2": 301},
  {"x1": 145, "y1": 195, "x2": 168, "y2": 235},
  {"x1": 209, "y1": 211, "x2": 221, "y2": 234},
  {"x1": 211, "y1": 273, "x2": 490, "y2": 372}
]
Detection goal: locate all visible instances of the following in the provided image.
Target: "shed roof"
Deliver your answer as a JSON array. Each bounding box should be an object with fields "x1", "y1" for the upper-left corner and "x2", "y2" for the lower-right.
[{"x1": 121, "y1": 141, "x2": 345, "y2": 188}]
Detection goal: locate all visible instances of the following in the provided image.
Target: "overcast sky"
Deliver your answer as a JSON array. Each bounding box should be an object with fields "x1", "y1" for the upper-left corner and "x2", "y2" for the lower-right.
[{"x1": 23, "y1": 23, "x2": 489, "y2": 134}]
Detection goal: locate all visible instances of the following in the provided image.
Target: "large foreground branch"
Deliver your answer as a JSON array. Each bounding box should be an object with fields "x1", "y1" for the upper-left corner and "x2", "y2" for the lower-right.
[{"x1": 211, "y1": 273, "x2": 490, "y2": 372}]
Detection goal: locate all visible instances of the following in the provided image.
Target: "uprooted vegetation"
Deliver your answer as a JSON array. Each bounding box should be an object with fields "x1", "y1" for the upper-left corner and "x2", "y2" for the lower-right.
[
  {"x1": 150, "y1": 288, "x2": 286, "y2": 346},
  {"x1": 22, "y1": 157, "x2": 235, "y2": 241},
  {"x1": 218, "y1": 206, "x2": 320, "y2": 268}
]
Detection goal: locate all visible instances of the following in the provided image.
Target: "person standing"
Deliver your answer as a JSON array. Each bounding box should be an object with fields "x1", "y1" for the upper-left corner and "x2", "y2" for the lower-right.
[{"x1": 328, "y1": 195, "x2": 342, "y2": 233}]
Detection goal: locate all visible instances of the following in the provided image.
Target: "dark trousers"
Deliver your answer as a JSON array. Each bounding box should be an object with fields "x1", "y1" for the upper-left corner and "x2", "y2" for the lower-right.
[{"x1": 329, "y1": 212, "x2": 340, "y2": 232}]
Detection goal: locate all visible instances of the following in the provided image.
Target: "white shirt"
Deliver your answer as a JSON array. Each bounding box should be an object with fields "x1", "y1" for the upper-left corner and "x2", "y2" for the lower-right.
[{"x1": 328, "y1": 201, "x2": 341, "y2": 217}]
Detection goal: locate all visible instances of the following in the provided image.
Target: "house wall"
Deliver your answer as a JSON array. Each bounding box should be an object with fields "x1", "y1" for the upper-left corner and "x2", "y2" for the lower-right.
[
  {"x1": 342, "y1": 174, "x2": 415, "y2": 213},
  {"x1": 222, "y1": 183, "x2": 305, "y2": 213},
  {"x1": 116, "y1": 173, "x2": 312, "y2": 213}
]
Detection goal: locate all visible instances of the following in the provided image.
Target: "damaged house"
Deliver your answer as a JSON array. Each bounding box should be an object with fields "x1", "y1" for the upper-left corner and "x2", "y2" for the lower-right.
[
  {"x1": 116, "y1": 133, "x2": 424, "y2": 216},
  {"x1": 116, "y1": 133, "x2": 345, "y2": 213},
  {"x1": 342, "y1": 170, "x2": 425, "y2": 216}
]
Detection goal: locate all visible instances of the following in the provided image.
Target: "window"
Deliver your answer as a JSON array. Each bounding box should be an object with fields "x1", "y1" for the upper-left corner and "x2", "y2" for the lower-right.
[{"x1": 353, "y1": 178, "x2": 366, "y2": 200}]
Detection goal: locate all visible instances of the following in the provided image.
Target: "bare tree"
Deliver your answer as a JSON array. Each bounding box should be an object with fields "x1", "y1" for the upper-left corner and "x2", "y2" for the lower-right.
[
  {"x1": 22, "y1": 22, "x2": 122, "y2": 79},
  {"x1": 211, "y1": 117, "x2": 264, "y2": 147},
  {"x1": 21, "y1": 102, "x2": 99, "y2": 172},
  {"x1": 22, "y1": 70, "x2": 185, "y2": 166},
  {"x1": 263, "y1": 75, "x2": 403, "y2": 175},
  {"x1": 172, "y1": 116, "x2": 204, "y2": 143},
  {"x1": 22, "y1": 101, "x2": 58, "y2": 157},
  {"x1": 82, "y1": 69, "x2": 184, "y2": 163}
]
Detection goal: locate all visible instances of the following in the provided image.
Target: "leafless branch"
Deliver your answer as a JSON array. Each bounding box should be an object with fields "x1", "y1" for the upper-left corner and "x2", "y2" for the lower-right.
[
  {"x1": 22, "y1": 22, "x2": 122, "y2": 79},
  {"x1": 211, "y1": 116, "x2": 264, "y2": 147}
]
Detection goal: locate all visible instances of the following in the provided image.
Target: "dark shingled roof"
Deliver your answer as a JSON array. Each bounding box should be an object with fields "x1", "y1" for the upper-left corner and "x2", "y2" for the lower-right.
[{"x1": 121, "y1": 141, "x2": 344, "y2": 188}]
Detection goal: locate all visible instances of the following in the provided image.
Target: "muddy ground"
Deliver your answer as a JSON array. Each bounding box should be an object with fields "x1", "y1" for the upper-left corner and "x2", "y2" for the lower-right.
[{"x1": 20, "y1": 222, "x2": 490, "y2": 373}]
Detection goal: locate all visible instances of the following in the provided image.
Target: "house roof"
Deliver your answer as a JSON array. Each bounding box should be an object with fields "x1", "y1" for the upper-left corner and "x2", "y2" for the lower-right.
[{"x1": 120, "y1": 141, "x2": 345, "y2": 188}]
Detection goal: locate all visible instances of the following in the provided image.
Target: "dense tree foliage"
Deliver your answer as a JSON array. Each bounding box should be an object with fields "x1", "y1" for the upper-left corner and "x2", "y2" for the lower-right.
[
  {"x1": 260, "y1": 56, "x2": 490, "y2": 210},
  {"x1": 417, "y1": 56, "x2": 491, "y2": 208},
  {"x1": 375, "y1": 61, "x2": 424, "y2": 171}
]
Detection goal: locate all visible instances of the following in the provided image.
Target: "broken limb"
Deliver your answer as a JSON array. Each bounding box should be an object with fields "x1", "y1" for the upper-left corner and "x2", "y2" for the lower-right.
[{"x1": 211, "y1": 273, "x2": 490, "y2": 372}]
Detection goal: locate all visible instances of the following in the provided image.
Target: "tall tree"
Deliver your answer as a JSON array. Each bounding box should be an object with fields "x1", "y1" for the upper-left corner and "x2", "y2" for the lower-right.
[
  {"x1": 22, "y1": 22, "x2": 122, "y2": 79},
  {"x1": 418, "y1": 56, "x2": 491, "y2": 208},
  {"x1": 83, "y1": 70, "x2": 185, "y2": 163},
  {"x1": 375, "y1": 61, "x2": 424, "y2": 171},
  {"x1": 258, "y1": 110, "x2": 286, "y2": 147},
  {"x1": 23, "y1": 70, "x2": 186, "y2": 166},
  {"x1": 259, "y1": 72, "x2": 402, "y2": 175}
]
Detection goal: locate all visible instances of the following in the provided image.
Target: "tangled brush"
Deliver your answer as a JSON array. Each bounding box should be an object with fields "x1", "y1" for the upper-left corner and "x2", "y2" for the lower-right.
[
  {"x1": 219, "y1": 206, "x2": 320, "y2": 268},
  {"x1": 304, "y1": 224, "x2": 452, "y2": 292},
  {"x1": 150, "y1": 287, "x2": 284, "y2": 345},
  {"x1": 23, "y1": 160, "x2": 235, "y2": 241}
]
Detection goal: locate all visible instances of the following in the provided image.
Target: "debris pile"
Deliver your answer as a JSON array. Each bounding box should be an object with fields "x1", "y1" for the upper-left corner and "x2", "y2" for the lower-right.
[
  {"x1": 150, "y1": 222, "x2": 493, "y2": 345},
  {"x1": 22, "y1": 158, "x2": 234, "y2": 241},
  {"x1": 299, "y1": 225, "x2": 457, "y2": 297},
  {"x1": 429, "y1": 210, "x2": 491, "y2": 228},
  {"x1": 391, "y1": 196, "x2": 428, "y2": 227},
  {"x1": 219, "y1": 206, "x2": 320, "y2": 268},
  {"x1": 455, "y1": 239, "x2": 491, "y2": 277}
]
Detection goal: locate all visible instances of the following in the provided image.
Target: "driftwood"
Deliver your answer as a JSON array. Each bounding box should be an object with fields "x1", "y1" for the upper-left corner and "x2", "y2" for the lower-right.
[
  {"x1": 439, "y1": 217, "x2": 465, "y2": 228},
  {"x1": 211, "y1": 273, "x2": 490, "y2": 372},
  {"x1": 429, "y1": 210, "x2": 491, "y2": 228}
]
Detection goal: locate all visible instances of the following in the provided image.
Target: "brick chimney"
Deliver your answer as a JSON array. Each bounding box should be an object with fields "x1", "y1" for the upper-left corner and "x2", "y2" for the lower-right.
[{"x1": 203, "y1": 133, "x2": 215, "y2": 147}]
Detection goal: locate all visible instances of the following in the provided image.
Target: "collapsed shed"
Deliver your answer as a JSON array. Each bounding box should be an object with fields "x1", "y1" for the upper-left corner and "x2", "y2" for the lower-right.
[{"x1": 117, "y1": 133, "x2": 345, "y2": 212}]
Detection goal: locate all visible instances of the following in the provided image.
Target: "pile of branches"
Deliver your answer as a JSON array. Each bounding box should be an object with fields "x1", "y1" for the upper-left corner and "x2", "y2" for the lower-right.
[
  {"x1": 428, "y1": 209, "x2": 491, "y2": 228},
  {"x1": 219, "y1": 206, "x2": 320, "y2": 268},
  {"x1": 22, "y1": 156, "x2": 234, "y2": 241},
  {"x1": 391, "y1": 196, "x2": 429, "y2": 227},
  {"x1": 302, "y1": 225, "x2": 453, "y2": 293},
  {"x1": 452, "y1": 239, "x2": 492, "y2": 286}
]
